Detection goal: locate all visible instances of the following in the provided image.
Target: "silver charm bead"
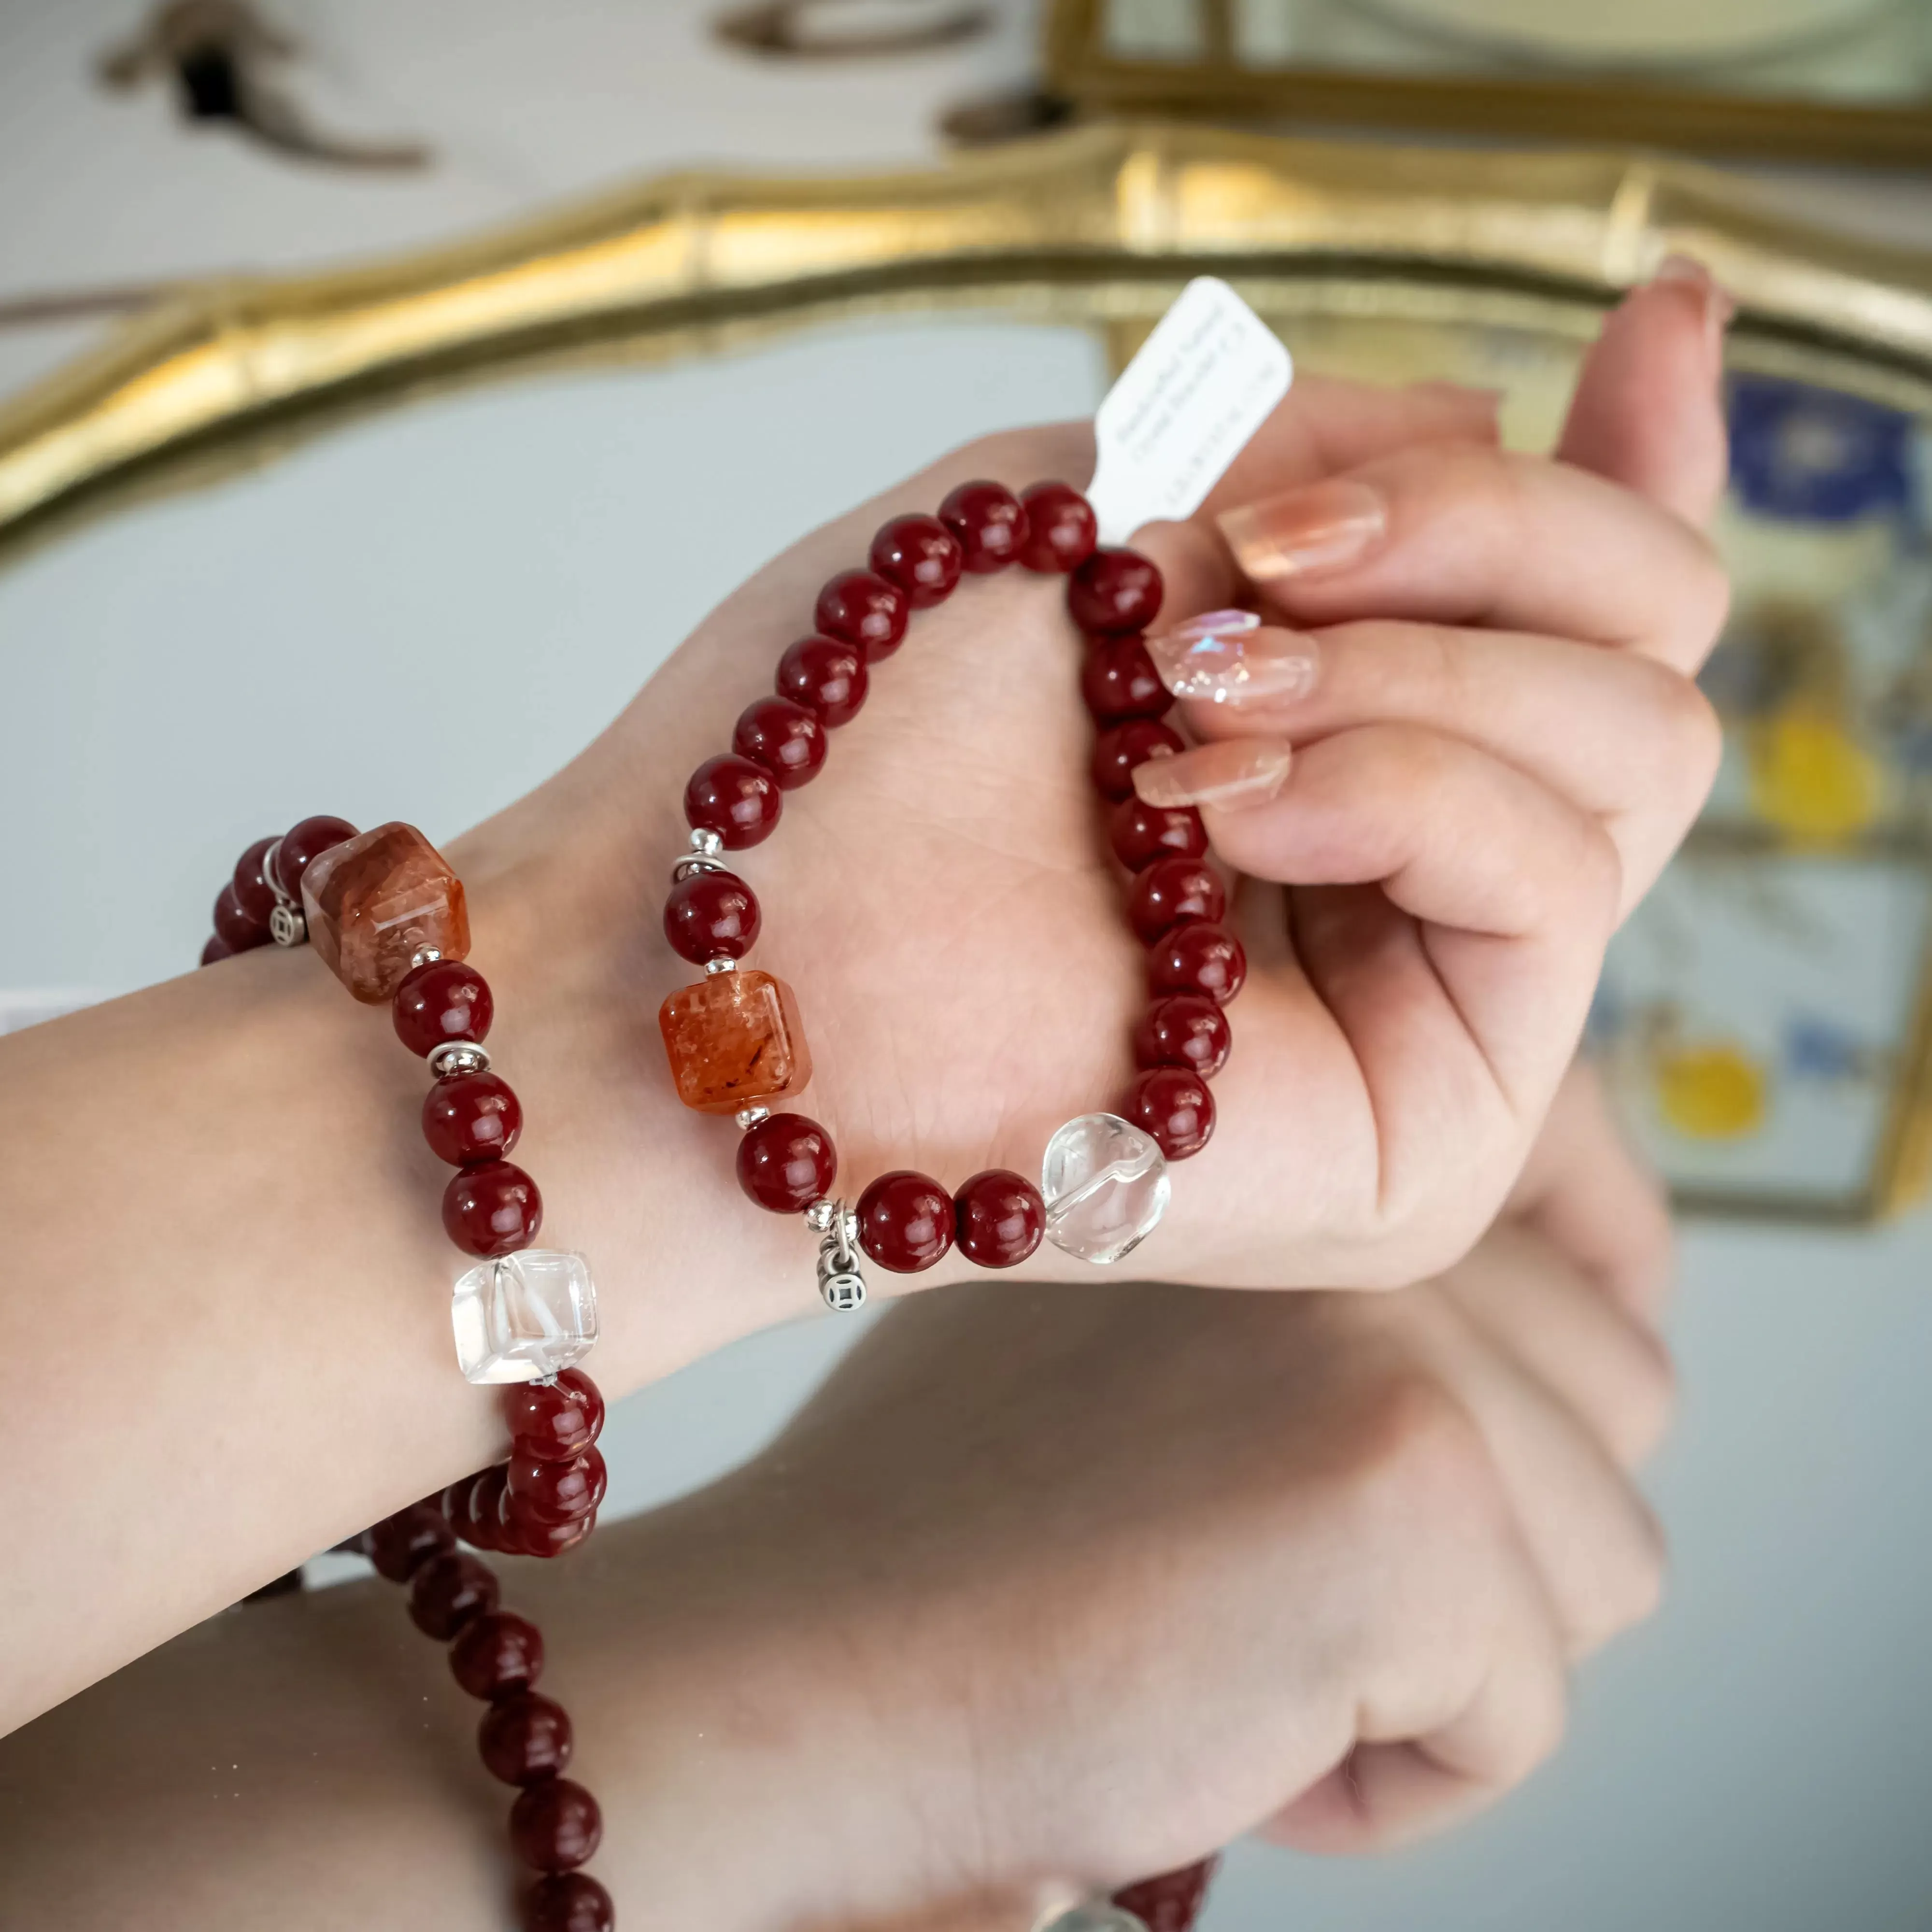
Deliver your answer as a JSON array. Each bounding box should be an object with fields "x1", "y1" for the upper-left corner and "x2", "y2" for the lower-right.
[
  {"x1": 817, "y1": 1250, "x2": 867, "y2": 1314},
  {"x1": 268, "y1": 902, "x2": 308, "y2": 947},
  {"x1": 809, "y1": 1198, "x2": 867, "y2": 1312},
  {"x1": 735, "y1": 1105, "x2": 771, "y2": 1130},
  {"x1": 704, "y1": 956, "x2": 739, "y2": 975},
  {"x1": 427, "y1": 1040, "x2": 492, "y2": 1080}
]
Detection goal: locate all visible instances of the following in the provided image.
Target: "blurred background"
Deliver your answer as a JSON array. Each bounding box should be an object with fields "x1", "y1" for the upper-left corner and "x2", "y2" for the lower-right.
[{"x1": 5, "y1": 3, "x2": 1932, "y2": 1928}]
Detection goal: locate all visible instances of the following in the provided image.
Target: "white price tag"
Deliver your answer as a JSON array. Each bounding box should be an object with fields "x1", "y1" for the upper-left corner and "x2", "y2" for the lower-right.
[{"x1": 1087, "y1": 277, "x2": 1293, "y2": 544}]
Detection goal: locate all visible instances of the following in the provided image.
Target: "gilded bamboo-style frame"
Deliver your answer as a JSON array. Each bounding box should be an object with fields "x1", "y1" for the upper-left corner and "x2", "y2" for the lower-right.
[{"x1": 6, "y1": 120, "x2": 1932, "y2": 1220}]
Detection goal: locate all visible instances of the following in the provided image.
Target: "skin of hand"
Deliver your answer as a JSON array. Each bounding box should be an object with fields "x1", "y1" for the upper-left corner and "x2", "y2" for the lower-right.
[
  {"x1": 0, "y1": 267, "x2": 1721, "y2": 1733},
  {"x1": 0, "y1": 1103, "x2": 1675, "y2": 1932}
]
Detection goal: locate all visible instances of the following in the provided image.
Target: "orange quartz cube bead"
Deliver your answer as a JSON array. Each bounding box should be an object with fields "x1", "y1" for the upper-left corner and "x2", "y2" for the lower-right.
[
  {"x1": 659, "y1": 968, "x2": 813, "y2": 1115},
  {"x1": 300, "y1": 822, "x2": 471, "y2": 1004}
]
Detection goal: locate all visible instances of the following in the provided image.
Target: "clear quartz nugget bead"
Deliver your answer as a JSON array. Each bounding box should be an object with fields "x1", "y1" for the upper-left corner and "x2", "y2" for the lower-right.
[
  {"x1": 1040, "y1": 1112, "x2": 1170, "y2": 1264},
  {"x1": 451, "y1": 1250, "x2": 598, "y2": 1384}
]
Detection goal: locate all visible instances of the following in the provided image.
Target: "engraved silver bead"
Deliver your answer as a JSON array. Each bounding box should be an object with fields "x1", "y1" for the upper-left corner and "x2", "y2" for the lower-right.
[
  {"x1": 735, "y1": 1105, "x2": 770, "y2": 1131},
  {"x1": 268, "y1": 902, "x2": 308, "y2": 947},
  {"x1": 427, "y1": 1040, "x2": 492, "y2": 1080}
]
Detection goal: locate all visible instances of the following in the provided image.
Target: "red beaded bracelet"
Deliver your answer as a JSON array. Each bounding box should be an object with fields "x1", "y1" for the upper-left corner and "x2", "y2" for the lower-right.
[
  {"x1": 201, "y1": 818, "x2": 615, "y2": 1932},
  {"x1": 656, "y1": 478, "x2": 1244, "y2": 1312}
]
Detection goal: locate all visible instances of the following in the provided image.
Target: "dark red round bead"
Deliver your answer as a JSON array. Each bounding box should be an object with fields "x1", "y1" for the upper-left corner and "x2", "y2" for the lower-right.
[
  {"x1": 1068, "y1": 546, "x2": 1164, "y2": 635},
  {"x1": 367, "y1": 1505, "x2": 455, "y2": 1583},
  {"x1": 1133, "y1": 994, "x2": 1233, "y2": 1079},
  {"x1": 520, "y1": 1511, "x2": 597, "y2": 1560},
  {"x1": 1109, "y1": 795, "x2": 1208, "y2": 871},
  {"x1": 1124, "y1": 1065, "x2": 1216, "y2": 1160},
  {"x1": 462, "y1": 1465, "x2": 513, "y2": 1553},
  {"x1": 1149, "y1": 922, "x2": 1248, "y2": 1007},
  {"x1": 450, "y1": 1610, "x2": 545, "y2": 1701},
  {"x1": 523, "y1": 1873, "x2": 615, "y2": 1932},
  {"x1": 684, "y1": 753, "x2": 781, "y2": 850},
  {"x1": 663, "y1": 869, "x2": 760, "y2": 965},
  {"x1": 733, "y1": 696, "x2": 827, "y2": 791},
  {"x1": 856, "y1": 1170, "x2": 953, "y2": 1273},
  {"x1": 815, "y1": 569, "x2": 909, "y2": 661},
  {"x1": 212, "y1": 882, "x2": 270, "y2": 952},
  {"x1": 422, "y1": 1071, "x2": 523, "y2": 1167},
  {"x1": 199, "y1": 935, "x2": 233, "y2": 966},
  {"x1": 393, "y1": 958, "x2": 494, "y2": 1056},
  {"x1": 272, "y1": 815, "x2": 357, "y2": 900},
  {"x1": 776, "y1": 633, "x2": 869, "y2": 724},
  {"x1": 1092, "y1": 720, "x2": 1184, "y2": 801},
  {"x1": 953, "y1": 1169, "x2": 1045, "y2": 1269},
  {"x1": 1114, "y1": 1858, "x2": 1220, "y2": 1932},
  {"x1": 482, "y1": 1691, "x2": 575, "y2": 1788},
  {"x1": 509, "y1": 1776, "x2": 602, "y2": 1871},
  {"x1": 1017, "y1": 481, "x2": 1098, "y2": 572},
  {"x1": 1081, "y1": 634, "x2": 1173, "y2": 723},
  {"x1": 506, "y1": 1368, "x2": 605, "y2": 1463},
  {"x1": 508, "y1": 1448, "x2": 607, "y2": 1526},
  {"x1": 1128, "y1": 854, "x2": 1226, "y2": 944},
  {"x1": 938, "y1": 479, "x2": 1028, "y2": 572},
  {"x1": 231, "y1": 836, "x2": 281, "y2": 925},
  {"x1": 869, "y1": 513, "x2": 963, "y2": 609},
  {"x1": 442, "y1": 1160, "x2": 542, "y2": 1258},
  {"x1": 408, "y1": 1550, "x2": 499, "y2": 1641},
  {"x1": 736, "y1": 1112, "x2": 837, "y2": 1213}
]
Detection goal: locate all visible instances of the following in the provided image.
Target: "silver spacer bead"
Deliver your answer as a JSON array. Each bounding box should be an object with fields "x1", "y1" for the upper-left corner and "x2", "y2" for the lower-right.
[
  {"x1": 735, "y1": 1105, "x2": 770, "y2": 1131},
  {"x1": 411, "y1": 946, "x2": 443, "y2": 971},
  {"x1": 268, "y1": 902, "x2": 307, "y2": 947},
  {"x1": 427, "y1": 1040, "x2": 492, "y2": 1080},
  {"x1": 672, "y1": 826, "x2": 729, "y2": 884},
  {"x1": 704, "y1": 955, "x2": 738, "y2": 975},
  {"x1": 672, "y1": 854, "x2": 726, "y2": 882},
  {"x1": 690, "y1": 827, "x2": 724, "y2": 859},
  {"x1": 262, "y1": 838, "x2": 292, "y2": 906},
  {"x1": 804, "y1": 1197, "x2": 838, "y2": 1233}
]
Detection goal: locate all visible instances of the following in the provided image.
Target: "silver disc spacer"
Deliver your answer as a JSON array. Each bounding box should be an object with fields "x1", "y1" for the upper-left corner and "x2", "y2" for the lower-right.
[
  {"x1": 811, "y1": 1200, "x2": 866, "y2": 1312},
  {"x1": 704, "y1": 955, "x2": 738, "y2": 975},
  {"x1": 735, "y1": 1105, "x2": 770, "y2": 1131},
  {"x1": 427, "y1": 1040, "x2": 492, "y2": 1080},
  {"x1": 268, "y1": 902, "x2": 307, "y2": 947},
  {"x1": 673, "y1": 827, "x2": 727, "y2": 883}
]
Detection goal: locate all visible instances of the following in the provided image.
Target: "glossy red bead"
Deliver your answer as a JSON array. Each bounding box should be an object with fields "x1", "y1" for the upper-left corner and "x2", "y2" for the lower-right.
[
  {"x1": 1092, "y1": 719, "x2": 1184, "y2": 801},
  {"x1": 733, "y1": 696, "x2": 827, "y2": 790},
  {"x1": 231, "y1": 836, "x2": 281, "y2": 925},
  {"x1": 482, "y1": 1691, "x2": 574, "y2": 1788},
  {"x1": 272, "y1": 815, "x2": 357, "y2": 900},
  {"x1": 505, "y1": 1368, "x2": 605, "y2": 1463},
  {"x1": 367, "y1": 1504, "x2": 455, "y2": 1583},
  {"x1": 1149, "y1": 922, "x2": 1247, "y2": 1006},
  {"x1": 508, "y1": 1448, "x2": 607, "y2": 1526},
  {"x1": 1068, "y1": 546, "x2": 1163, "y2": 635},
  {"x1": 523, "y1": 1873, "x2": 615, "y2": 1932},
  {"x1": 442, "y1": 1160, "x2": 543, "y2": 1258},
  {"x1": 520, "y1": 1511, "x2": 597, "y2": 1560},
  {"x1": 736, "y1": 1112, "x2": 837, "y2": 1213},
  {"x1": 1123, "y1": 1065, "x2": 1215, "y2": 1160},
  {"x1": 856, "y1": 1170, "x2": 953, "y2": 1273},
  {"x1": 393, "y1": 958, "x2": 494, "y2": 1056},
  {"x1": 462, "y1": 1464, "x2": 513, "y2": 1553},
  {"x1": 1109, "y1": 795, "x2": 1208, "y2": 871},
  {"x1": 869, "y1": 513, "x2": 963, "y2": 608},
  {"x1": 1128, "y1": 854, "x2": 1225, "y2": 944},
  {"x1": 662, "y1": 869, "x2": 760, "y2": 965},
  {"x1": 1133, "y1": 994, "x2": 1232, "y2": 1079},
  {"x1": 408, "y1": 1550, "x2": 500, "y2": 1640},
  {"x1": 938, "y1": 479, "x2": 1028, "y2": 572},
  {"x1": 776, "y1": 633, "x2": 869, "y2": 724},
  {"x1": 423, "y1": 1071, "x2": 523, "y2": 1167},
  {"x1": 450, "y1": 1610, "x2": 545, "y2": 1701},
  {"x1": 684, "y1": 753, "x2": 781, "y2": 850},
  {"x1": 509, "y1": 1776, "x2": 602, "y2": 1871},
  {"x1": 1081, "y1": 634, "x2": 1172, "y2": 723},
  {"x1": 953, "y1": 1169, "x2": 1045, "y2": 1269},
  {"x1": 199, "y1": 935, "x2": 233, "y2": 965},
  {"x1": 1017, "y1": 481, "x2": 1097, "y2": 572},
  {"x1": 212, "y1": 882, "x2": 270, "y2": 952},
  {"x1": 815, "y1": 569, "x2": 909, "y2": 660}
]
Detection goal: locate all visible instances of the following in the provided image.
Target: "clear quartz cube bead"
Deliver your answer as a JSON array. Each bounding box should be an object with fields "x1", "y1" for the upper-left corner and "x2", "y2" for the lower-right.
[
  {"x1": 451, "y1": 1250, "x2": 598, "y2": 1385},
  {"x1": 1040, "y1": 1112, "x2": 1170, "y2": 1264}
]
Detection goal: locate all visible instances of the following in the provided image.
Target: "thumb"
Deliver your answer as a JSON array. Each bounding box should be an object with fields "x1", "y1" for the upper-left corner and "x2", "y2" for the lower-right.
[{"x1": 1557, "y1": 256, "x2": 1732, "y2": 527}]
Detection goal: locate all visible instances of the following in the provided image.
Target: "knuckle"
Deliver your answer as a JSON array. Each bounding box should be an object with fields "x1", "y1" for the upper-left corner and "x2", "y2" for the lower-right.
[
  {"x1": 1678, "y1": 526, "x2": 1734, "y2": 653},
  {"x1": 1606, "y1": 1505, "x2": 1670, "y2": 1639},
  {"x1": 1339, "y1": 1367, "x2": 1501, "y2": 1543},
  {"x1": 1610, "y1": 1329, "x2": 1679, "y2": 1467}
]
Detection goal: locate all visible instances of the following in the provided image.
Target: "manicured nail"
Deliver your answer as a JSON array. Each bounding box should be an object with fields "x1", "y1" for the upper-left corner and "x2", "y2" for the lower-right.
[
  {"x1": 1217, "y1": 479, "x2": 1386, "y2": 584},
  {"x1": 1655, "y1": 252, "x2": 1734, "y2": 377},
  {"x1": 1132, "y1": 737, "x2": 1292, "y2": 811},
  {"x1": 1146, "y1": 614, "x2": 1321, "y2": 706}
]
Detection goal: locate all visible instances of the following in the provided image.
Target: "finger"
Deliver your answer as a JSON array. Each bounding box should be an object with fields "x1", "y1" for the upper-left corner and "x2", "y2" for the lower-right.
[
  {"x1": 1559, "y1": 259, "x2": 1732, "y2": 526},
  {"x1": 1504, "y1": 1059, "x2": 1677, "y2": 1322},
  {"x1": 1151, "y1": 616, "x2": 1721, "y2": 914},
  {"x1": 1439, "y1": 1225, "x2": 1676, "y2": 1472},
  {"x1": 1143, "y1": 724, "x2": 1621, "y2": 1111},
  {"x1": 1213, "y1": 437, "x2": 1731, "y2": 673}
]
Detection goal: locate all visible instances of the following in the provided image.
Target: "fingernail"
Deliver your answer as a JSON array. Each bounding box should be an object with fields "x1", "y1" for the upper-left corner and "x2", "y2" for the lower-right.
[
  {"x1": 1146, "y1": 613, "x2": 1321, "y2": 706},
  {"x1": 1217, "y1": 479, "x2": 1386, "y2": 584},
  {"x1": 1654, "y1": 252, "x2": 1735, "y2": 378},
  {"x1": 1132, "y1": 737, "x2": 1292, "y2": 811}
]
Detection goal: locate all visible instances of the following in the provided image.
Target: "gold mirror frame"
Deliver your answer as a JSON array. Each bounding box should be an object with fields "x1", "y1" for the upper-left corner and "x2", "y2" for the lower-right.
[{"x1": 8, "y1": 119, "x2": 1932, "y2": 1221}]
